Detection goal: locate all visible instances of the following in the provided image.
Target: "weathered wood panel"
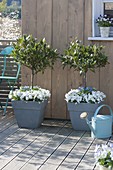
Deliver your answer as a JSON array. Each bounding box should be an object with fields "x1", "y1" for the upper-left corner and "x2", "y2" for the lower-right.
[
  {"x1": 52, "y1": 0, "x2": 68, "y2": 119},
  {"x1": 36, "y1": 0, "x2": 52, "y2": 118},
  {"x1": 84, "y1": 0, "x2": 92, "y2": 44},
  {"x1": 84, "y1": 0, "x2": 100, "y2": 92},
  {"x1": 99, "y1": 42, "x2": 113, "y2": 107},
  {"x1": 22, "y1": 0, "x2": 113, "y2": 119},
  {"x1": 22, "y1": 0, "x2": 37, "y2": 37},
  {"x1": 67, "y1": 0, "x2": 84, "y2": 119},
  {"x1": 68, "y1": 0, "x2": 84, "y2": 42},
  {"x1": 21, "y1": 0, "x2": 37, "y2": 87}
]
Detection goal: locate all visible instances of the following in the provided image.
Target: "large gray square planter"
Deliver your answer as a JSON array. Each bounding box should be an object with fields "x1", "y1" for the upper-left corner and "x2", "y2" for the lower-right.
[
  {"x1": 12, "y1": 100, "x2": 48, "y2": 129},
  {"x1": 67, "y1": 103, "x2": 100, "y2": 131}
]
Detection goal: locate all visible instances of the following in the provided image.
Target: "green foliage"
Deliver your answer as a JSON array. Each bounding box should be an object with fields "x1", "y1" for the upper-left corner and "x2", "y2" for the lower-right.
[
  {"x1": 0, "y1": 0, "x2": 7, "y2": 12},
  {"x1": 61, "y1": 39, "x2": 109, "y2": 74},
  {"x1": 61, "y1": 39, "x2": 109, "y2": 87},
  {"x1": 11, "y1": 35, "x2": 58, "y2": 87},
  {"x1": 98, "y1": 152, "x2": 113, "y2": 168}
]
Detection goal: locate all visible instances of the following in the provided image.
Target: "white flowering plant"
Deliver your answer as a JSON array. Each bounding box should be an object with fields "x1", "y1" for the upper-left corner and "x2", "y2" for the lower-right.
[
  {"x1": 94, "y1": 143, "x2": 113, "y2": 169},
  {"x1": 9, "y1": 86, "x2": 51, "y2": 103},
  {"x1": 96, "y1": 15, "x2": 113, "y2": 27},
  {"x1": 65, "y1": 87, "x2": 106, "y2": 104}
]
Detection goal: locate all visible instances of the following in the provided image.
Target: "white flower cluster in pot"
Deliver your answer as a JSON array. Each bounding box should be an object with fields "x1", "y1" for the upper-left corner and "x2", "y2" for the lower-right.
[
  {"x1": 65, "y1": 87, "x2": 106, "y2": 104},
  {"x1": 9, "y1": 86, "x2": 51, "y2": 103},
  {"x1": 94, "y1": 143, "x2": 113, "y2": 168}
]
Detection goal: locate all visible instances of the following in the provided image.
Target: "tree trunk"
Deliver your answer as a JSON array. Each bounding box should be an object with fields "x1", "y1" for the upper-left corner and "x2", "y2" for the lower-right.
[
  {"x1": 31, "y1": 70, "x2": 35, "y2": 88},
  {"x1": 82, "y1": 72, "x2": 87, "y2": 88}
]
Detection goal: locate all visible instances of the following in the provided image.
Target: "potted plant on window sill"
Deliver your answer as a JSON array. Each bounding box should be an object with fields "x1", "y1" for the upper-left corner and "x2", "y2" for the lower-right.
[
  {"x1": 9, "y1": 35, "x2": 58, "y2": 129},
  {"x1": 96, "y1": 15, "x2": 113, "y2": 38},
  {"x1": 61, "y1": 39, "x2": 109, "y2": 131}
]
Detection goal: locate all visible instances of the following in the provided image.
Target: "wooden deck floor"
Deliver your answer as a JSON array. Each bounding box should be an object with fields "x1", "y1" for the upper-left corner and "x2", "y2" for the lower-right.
[{"x1": 0, "y1": 111, "x2": 112, "y2": 170}]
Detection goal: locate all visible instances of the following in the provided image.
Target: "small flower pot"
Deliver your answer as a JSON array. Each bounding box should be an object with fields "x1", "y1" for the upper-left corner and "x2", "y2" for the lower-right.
[{"x1": 100, "y1": 27, "x2": 110, "y2": 37}]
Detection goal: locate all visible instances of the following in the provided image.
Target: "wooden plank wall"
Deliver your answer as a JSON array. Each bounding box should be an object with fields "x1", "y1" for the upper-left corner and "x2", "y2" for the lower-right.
[{"x1": 22, "y1": 0, "x2": 113, "y2": 119}]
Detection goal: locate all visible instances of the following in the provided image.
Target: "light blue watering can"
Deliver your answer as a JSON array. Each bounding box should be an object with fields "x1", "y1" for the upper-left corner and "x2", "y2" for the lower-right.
[{"x1": 80, "y1": 104, "x2": 113, "y2": 139}]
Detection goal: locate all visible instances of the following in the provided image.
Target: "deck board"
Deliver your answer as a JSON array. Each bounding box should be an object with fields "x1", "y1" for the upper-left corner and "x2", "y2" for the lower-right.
[
  {"x1": 57, "y1": 132, "x2": 93, "y2": 170},
  {"x1": 0, "y1": 112, "x2": 112, "y2": 170},
  {"x1": 20, "y1": 122, "x2": 73, "y2": 170},
  {"x1": 2, "y1": 122, "x2": 67, "y2": 169}
]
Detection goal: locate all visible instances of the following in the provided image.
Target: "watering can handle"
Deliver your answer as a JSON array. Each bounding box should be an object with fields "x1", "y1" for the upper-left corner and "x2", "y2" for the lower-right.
[{"x1": 94, "y1": 104, "x2": 113, "y2": 118}]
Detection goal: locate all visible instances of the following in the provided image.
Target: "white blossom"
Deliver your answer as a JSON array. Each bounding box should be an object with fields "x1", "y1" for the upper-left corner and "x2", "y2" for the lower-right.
[
  {"x1": 65, "y1": 87, "x2": 106, "y2": 104},
  {"x1": 94, "y1": 143, "x2": 113, "y2": 168},
  {"x1": 9, "y1": 86, "x2": 51, "y2": 102}
]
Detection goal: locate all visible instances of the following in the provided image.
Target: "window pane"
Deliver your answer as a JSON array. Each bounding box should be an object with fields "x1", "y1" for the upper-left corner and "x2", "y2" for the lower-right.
[{"x1": 104, "y1": 2, "x2": 113, "y2": 18}]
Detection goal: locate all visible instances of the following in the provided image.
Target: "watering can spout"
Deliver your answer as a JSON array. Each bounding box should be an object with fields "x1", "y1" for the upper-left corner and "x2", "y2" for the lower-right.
[{"x1": 80, "y1": 112, "x2": 95, "y2": 134}]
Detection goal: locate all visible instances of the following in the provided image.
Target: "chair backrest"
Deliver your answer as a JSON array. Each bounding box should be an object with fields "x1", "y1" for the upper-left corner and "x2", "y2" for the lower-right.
[
  {"x1": 0, "y1": 46, "x2": 14, "y2": 55},
  {"x1": 0, "y1": 46, "x2": 21, "y2": 79}
]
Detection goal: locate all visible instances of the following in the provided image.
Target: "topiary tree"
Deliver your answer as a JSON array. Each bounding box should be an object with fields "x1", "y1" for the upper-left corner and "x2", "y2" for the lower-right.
[
  {"x1": 11, "y1": 34, "x2": 58, "y2": 88},
  {"x1": 61, "y1": 39, "x2": 109, "y2": 87}
]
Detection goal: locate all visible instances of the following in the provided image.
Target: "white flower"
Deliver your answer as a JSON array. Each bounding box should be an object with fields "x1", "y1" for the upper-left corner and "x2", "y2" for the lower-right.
[
  {"x1": 94, "y1": 143, "x2": 113, "y2": 168},
  {"x1": 26, "y1": 96, "x2": 29, "y2": 101},
  {"x1": 20, "y1": 95, "x2": 24, "y2": 100},
  {"x1": 9, "y1": 94, "x2": 13, "y2": 99},
  {"x1": 65, "y1": 87, "x2": 106, "y2": 104},
  {"x1": 74, "y1": 89, "x2": 80, "y2": 93},
  {"x1": 16, "y1": 91, "x2": 22, "y2": 97},
  {"x1": 29, "y1": 94, "x2": 32, "y2": 100},
  {"x1": 9, "y1": 86, "x2": 51, "y2": 103}
]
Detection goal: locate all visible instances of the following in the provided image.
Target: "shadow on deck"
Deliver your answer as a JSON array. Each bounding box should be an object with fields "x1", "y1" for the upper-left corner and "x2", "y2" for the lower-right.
[{"x1": 0, "y1": 110, "x2": 112, "y2": 170}]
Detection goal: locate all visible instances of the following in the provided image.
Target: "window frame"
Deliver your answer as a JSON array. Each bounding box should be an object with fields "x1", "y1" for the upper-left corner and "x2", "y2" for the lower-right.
[{"x1": 92, "y1": 0, "x2": 113, "y2": 37}]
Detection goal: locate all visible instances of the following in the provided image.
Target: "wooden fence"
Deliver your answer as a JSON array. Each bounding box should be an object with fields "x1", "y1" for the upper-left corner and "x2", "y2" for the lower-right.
[{"x1": 22, "y1": 0, "x2": 113, "y2": 119}]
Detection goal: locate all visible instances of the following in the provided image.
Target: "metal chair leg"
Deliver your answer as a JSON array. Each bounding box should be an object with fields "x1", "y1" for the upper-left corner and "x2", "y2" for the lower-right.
[
  {"x1": 3, "y1": 97, "x2": 9, "y2": 116},
  {"x1": 2, "y1": 81, "x2": 15, "y2": 116}
]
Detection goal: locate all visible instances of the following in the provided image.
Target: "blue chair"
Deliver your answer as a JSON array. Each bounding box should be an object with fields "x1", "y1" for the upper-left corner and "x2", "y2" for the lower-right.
[{"x1": 0, "y1": 46, "x2": 21, "y2": 115}]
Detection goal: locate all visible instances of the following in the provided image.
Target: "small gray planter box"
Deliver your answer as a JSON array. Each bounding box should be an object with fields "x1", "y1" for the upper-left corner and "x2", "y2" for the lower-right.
[
  {"x1": 12, "y1": 100, "x2": 48, "y2": 129},
  {"x1": 67, "y1": 103, "x2": 100, "y2": 131}
]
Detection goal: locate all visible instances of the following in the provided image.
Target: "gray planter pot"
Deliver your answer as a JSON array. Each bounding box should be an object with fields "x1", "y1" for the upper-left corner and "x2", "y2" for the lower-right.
[
  {"x1": 12, "y1": 100, "x2": 48, "y2": 129},
  {"x1": 67, "y1": 103, "x2": 101, "y2": 131}
]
